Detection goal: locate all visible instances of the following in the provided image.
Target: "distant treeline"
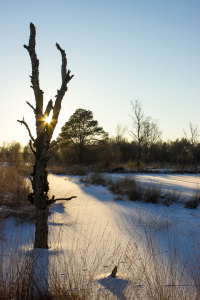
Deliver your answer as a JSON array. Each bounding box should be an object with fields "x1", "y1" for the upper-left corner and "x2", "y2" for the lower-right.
[
  {"x1": 1, "y1": 138, "x2": 199, "y2": 169},
  {"x1": 1, "y1": 106, "x2": 199, "y2": 170},
  {"x1": 49, "y1": 136, "x2": 200, "y2": 169},
  {"x1": 0, "y1": 141, "x2": 34, "y2": 164}
]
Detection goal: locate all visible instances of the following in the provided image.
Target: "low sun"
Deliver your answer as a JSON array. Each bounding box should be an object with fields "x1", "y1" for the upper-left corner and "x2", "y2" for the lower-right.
[
  {"x1": 45, "y1": 116, "x2": 51, "y2": 124},
  {"x1": 45, "y1": 111, "x2": 53, "y2": 124}
]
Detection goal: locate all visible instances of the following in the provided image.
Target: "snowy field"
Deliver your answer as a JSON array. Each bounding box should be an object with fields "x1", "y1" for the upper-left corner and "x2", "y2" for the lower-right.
[
  {"x1": 107, "y1": 173, "x2": 200, "y2": 198},
  {"x1": 2, "y1": 173, "x2": 200, "y2": 299}
]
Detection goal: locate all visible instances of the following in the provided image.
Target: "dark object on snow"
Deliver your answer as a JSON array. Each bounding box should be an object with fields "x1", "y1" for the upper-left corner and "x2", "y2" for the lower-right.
[
  {"x1": 111, "y1": 167, "x2": 125, "y2": 173},
  {"x1": 111, "y1": 266, "x2": 117, "y2": 277},
  {"x1": 184, "y1": 199, "x2": 199, "y2": 209},
  {"x1": 28, "y1": 193, "x2": 34, "y2": 205}
]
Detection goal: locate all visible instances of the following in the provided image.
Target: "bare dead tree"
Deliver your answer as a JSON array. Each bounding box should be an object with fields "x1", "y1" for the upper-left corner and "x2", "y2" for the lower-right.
[
  {"x1": 115, "y1": 123, "x2": 127, "y2": 144},
  {"x1": 18, "y1": 23, "x2": 75, "y2": 249},
  {"x1": 142, "y1": 117, "x2": 162, "y2": 165},
  {"x1": 184, "y1": 122, "x2": 199, "y2": 170},
  {"x1": 130, "y1": 100, "x2": 145, "y2": 172}
]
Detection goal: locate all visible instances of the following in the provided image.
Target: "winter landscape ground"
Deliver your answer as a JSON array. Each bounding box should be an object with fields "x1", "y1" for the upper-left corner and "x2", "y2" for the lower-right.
[{"x1": 1, "y1": 172, "x2": 200, "y2": 299}]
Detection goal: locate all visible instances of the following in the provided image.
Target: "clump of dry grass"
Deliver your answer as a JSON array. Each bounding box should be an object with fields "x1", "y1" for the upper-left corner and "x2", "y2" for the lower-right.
[
  {"x1": 126, "y1": 237, "x2": 198, "y2": 299},
  {"x1": 0, "y1": 164, "x2": 35, "y2": 220},
  {"x1": 48, "y1": 165, "x2": 66, "y2": 175},
  {"x1": 49, "y1": 165, "x2": 88, "y2": 176},
  {"x1": 80, "y1": 172, "x2": 200, "y2": 211},
  {"x1": 80, "y1": 173, "x2": 107, "y2": 187},
  {"x1": 110, "y1": 177, "x2": 143, "y2": 201},
  {"x1": 81, "y1": 174, "x2": 163, "y2": 203},
  {"x1": 0, "y1": 239, "x2": 88, "y2": 300},
  {"x1": 88, "y1": 173, "x2": 107, "y2": 186},
  {"x1": 126, "y1": 185, "x2": 143, "y2": 201},
  {"x1": 65, "y1": 166, "x2": 88, "y2": 176},
  {"x1": 0, "y1": 268, "x2": 86, "y2": 300},
  {"x1": 184, "y1": 188, "x2": 200, "y2": 209},
  {"x1": 108, "y1": 177, "x2": 136, "y2": 194},
  {"x1": 143, "y1": 185, "x2": 162, "y2": 204},
  {"x1": 162, "y1": 190, "x2": 182, "y2": 206}
]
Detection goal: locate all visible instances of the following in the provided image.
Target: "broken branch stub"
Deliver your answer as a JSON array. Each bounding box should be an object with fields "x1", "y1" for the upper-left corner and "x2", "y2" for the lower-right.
[{"x1": 111, "y1": 266, "x2": 118, "y2": 278}]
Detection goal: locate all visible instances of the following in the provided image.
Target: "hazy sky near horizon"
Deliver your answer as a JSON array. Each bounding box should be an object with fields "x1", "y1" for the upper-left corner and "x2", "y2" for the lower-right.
[{"x1": 0, "y1": 0, "x2": 199, "y2": 146}]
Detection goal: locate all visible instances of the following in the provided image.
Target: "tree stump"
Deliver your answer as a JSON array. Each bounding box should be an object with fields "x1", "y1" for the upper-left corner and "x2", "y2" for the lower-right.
[{"x1": 111, "y1": 266, "x2": 117, "y2": 278}]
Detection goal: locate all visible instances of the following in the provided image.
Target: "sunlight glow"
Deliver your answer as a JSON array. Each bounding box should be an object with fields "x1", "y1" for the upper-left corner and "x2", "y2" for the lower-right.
[
  {"x1": 45, "y1": 115, "x2": 51, "y2": 124},
  {"x1": 45, "y1": 111, "x2": 53, "y2": 124}
]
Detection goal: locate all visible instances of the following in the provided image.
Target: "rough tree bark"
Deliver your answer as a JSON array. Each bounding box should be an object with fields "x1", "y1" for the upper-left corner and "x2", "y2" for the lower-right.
[{"x1": 18, "y1": 23, "x2": 75, "y2": 249}]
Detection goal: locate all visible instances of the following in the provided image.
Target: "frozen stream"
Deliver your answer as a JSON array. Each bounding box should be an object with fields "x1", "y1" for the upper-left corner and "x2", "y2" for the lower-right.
[
  {"x1": 2, "y1": 173, "x2": 200, "y2": 299},
  {"x1": 48, "y1": 174, "x2": 200, "y2": 298}
]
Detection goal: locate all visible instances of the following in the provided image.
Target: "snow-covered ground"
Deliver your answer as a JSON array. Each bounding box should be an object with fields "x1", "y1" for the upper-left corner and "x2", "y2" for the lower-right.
[
  {"x1": 2, "y1": 173, "x2": 200, "y2": 299},
  {"x1": 106, "y1": 173, "x2": 200, "y2": 198}
]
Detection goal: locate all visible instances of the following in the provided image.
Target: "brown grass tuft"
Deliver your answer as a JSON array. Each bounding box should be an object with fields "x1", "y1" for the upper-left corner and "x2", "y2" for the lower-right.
[
  {"x1": 184, "y1": 188, "x2": 200, "y2": 209},
  {"x1": 49, "y1": 165, "x2": 88, "y2": 176},
  {"x1": 0, "y1": 164, "x2": 35, "y2": 220}
]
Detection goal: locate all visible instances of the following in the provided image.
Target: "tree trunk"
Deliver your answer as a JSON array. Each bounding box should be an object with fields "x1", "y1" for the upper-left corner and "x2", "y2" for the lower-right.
[
  {"x1": 149, "y1": 146, "x2": 152, "y2": 165},
  {"x1": 79, "y1": 148, "x2": 83, "y2": 165},
  {"x1": 34, "y1": 208, "x2": 49, "y2": 249},
  {"x1": 18, "y1": 23, "x2": 74, "y2": 249},
  {"x1": 32, "y1": 130, "x2": 50, "y2": 248},
  {"x1": 137, "y1": 143, "x2": 141, "y2": 172},
  {"x1": 33, "y1": 153, "x2": 49, "y2": 248}
]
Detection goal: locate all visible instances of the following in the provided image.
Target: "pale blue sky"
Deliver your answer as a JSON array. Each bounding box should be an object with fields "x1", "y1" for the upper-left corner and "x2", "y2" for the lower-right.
[{"x1": 0, "y1": 0, "x2": 199, "y2": 146}]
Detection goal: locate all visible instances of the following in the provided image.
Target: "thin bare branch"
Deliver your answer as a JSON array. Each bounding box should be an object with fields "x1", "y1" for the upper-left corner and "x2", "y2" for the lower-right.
[
  {"x1": 44, "y1": 99, "x2": 53, "y2": 118},
  {"x1": 17, "y1": 118, "x2": 35, "y2": 142},
  {"x1": 56, "y1": 43, "x2": 67, "y2": 84},
  {"x1": 53, "y1": 196, "x2": 77, "y2": 202},
  {"x1": 49, "y1": 141, "x2": 58, "y2": 150},
  {"x1": 29, "y1": 140, "x2": 36, "y2": 155},
  {"x1": 46, "y1": 156, "x2": 52, "y2": 162},
  {"x1": 55, "y1": 43, "x2": 74, "y2": 86},
  {"x1": 46, "y1": 196, "x2": 77, "y2": 207},
  {"x1": 24, "y1": 22, "x2": 44, "y2": 133},
  {"x1": 48, "y1": 43, "x2": 74, "y2": 140},
  {"x1": 26, "y1": 101, "x2": 35, "y2": 112}
]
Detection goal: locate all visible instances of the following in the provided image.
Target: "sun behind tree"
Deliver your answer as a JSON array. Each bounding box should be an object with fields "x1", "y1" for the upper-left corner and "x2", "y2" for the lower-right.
[
  {"x1": 45, "y1": 111, "x2": 53, "y2": 124},
  {"x1": 17, "y1": 23, "x2": 74, "y2": 249}
]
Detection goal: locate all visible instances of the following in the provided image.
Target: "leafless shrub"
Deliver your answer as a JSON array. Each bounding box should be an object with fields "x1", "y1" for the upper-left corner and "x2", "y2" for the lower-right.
[
  {"x1": 108, "y1": 177, "x2": 140, "y2": 200},
  {"x1": 162, "y1": 190, "x2": 182, "y2": 206},
  {"x1": 89, "y1": 173, "x2": 107, "y2": 186},
  {"x1": 126, "y1": 185, "x2": 143, "y2": 201},
  {"x1": 184, "y1": 188, "x2": 200, "y2": 209},
  {"x1": 49, "y1": 165, "x2": 88, "y2": 176},
  {"x1": 79, "y1": 175, "x2": 91, "y2": 186},
  {"x1": 48, "y1": 165, "x2": 65, "y2": 175},
  {"x1": 80, "y1": 173, "x2": 107, "y2": 186},
  {"x1": 143, "y1": 185, "x2": 162, "y2": 204},
  {"x1": 65, "y1": 166, "x2": 88, "y2": 176}
]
